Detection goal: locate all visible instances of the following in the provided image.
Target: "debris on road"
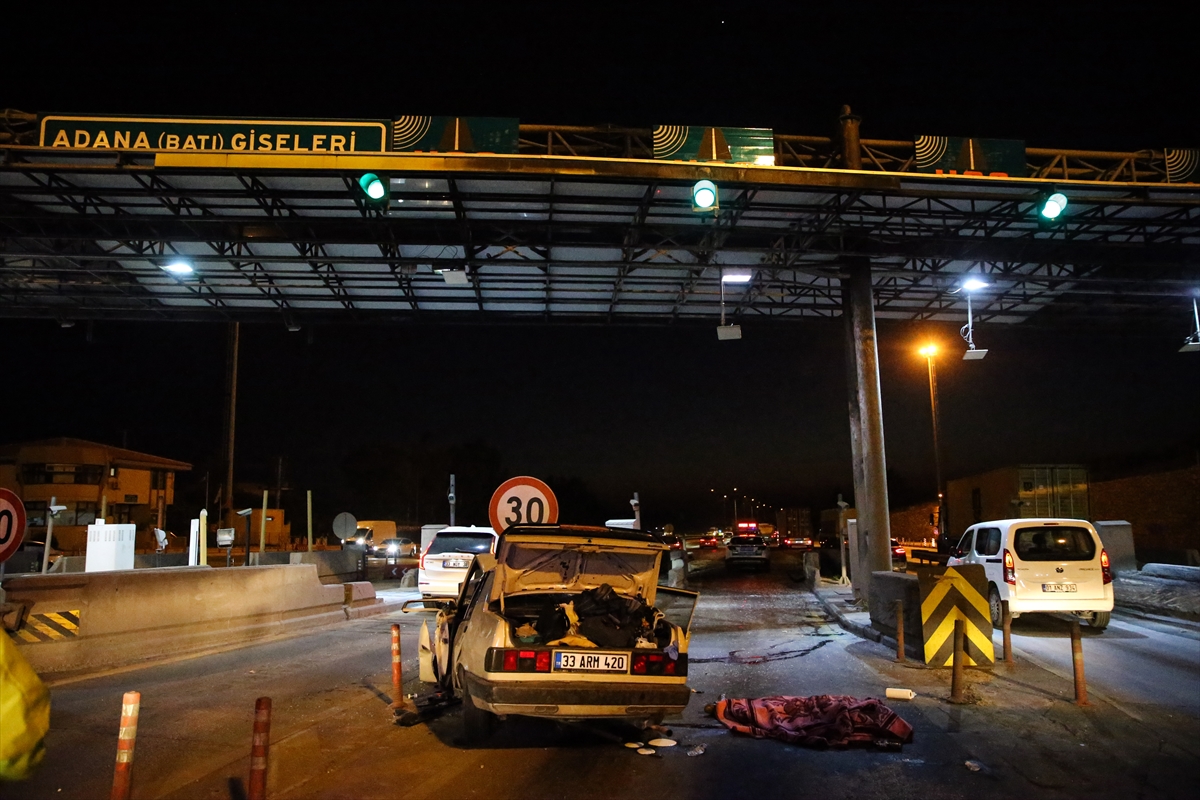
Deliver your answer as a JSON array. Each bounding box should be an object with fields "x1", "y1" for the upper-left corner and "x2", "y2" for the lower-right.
[
  {"x1": 965, "y1": 760, "x2": 984, "y2": 772},
  {"x1": 624, "y1": 742, "x2": 643, "y2": 749},
  {"x1": 714, "y1": 695, "x2": 913, "y2": 749},
  {"x1": 636, "y1": 748, "x2": 656, "y2": 756},
  {"x1": 686, "y1": 744, "x2": 707, "y2": 757},
  {"x1": 885, "y1": 688, "x2": 916, "y2": 701},
  {"x1": 648, "y1": 738, "x2": 676, "y2": 747}
]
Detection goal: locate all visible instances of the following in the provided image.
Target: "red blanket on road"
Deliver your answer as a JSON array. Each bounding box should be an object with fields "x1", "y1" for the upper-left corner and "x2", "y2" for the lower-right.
[{"x1": 715, "y1": 695, "x2": 913, "y2": 748}]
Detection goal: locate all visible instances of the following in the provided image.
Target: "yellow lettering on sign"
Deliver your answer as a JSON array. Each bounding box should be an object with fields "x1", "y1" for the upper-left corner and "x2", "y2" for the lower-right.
[
  {"x1": 197, "y1": 134, "x2": 210, "y2": 149},
  {"x1": 134, "y1": 131, "x2": 149, "y2": 148},
  {"x1": 182, "y1": 135, "x2": 197, "y2": 150},
  {"x1": 232, "y1": 133, "x2": 247, "y2": 150},
  {"x1": 93, "y1": 131, "x2": 110, "y2": 148},
  {"x1": 115, "y1": 131, "x2": 130, "y2": 148},
  {"x1": 166, "y1": 134, "x2": 180, "y2": 149},
  {"x1": 350, "y1": 131, "x2": 357, "y2": 152},
  {"x1": 331, "y1": 135, "x2": 345, "y2": 152},
  {"x1": 52, "y1": 129, "x2": 69, "y2": 147},
  {"x1": 74, "y1": 130, "x2": 91, "y2": 147},
  {"x1": 257, "y1": 134, "x2": 273, "y2": 151},
  {"x1": 292, "y1": 135, "x2": 306, "y2": 152},
  {"x1": 312, "y1": 134, "x2": 326, "y2": 152}
]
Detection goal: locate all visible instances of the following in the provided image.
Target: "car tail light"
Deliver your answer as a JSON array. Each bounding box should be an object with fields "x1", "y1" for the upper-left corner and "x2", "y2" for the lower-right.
[
  {"x1": 1003, "y1": 548, "x2": 1016, "y2": 585},
  {"x1": 493, "y1": 648, "x2": 553, "y2": 673},
  {"x1": 1100, "y1": 548, "x2": 1112, "y2": 585},
  {"x1": 631, "y1": 652, "x2": 687, "y2": 676}
]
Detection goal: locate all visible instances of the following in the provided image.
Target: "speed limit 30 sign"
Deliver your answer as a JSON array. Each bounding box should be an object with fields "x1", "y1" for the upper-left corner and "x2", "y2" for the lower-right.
[
  {"x1": 0, "y1": 488, "x2": 27, "y2": 565},
  {"x1": 488, "y1": 477, "x2": 559, "y2": 533}
]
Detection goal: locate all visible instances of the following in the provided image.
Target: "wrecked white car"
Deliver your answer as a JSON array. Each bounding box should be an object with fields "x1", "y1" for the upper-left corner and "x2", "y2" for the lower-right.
[{"x1": 411, "y1": 524, "x2": 698, "y2": 743}]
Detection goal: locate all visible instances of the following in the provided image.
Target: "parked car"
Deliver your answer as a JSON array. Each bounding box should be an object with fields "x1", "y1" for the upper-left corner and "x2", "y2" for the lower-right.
[
  {"x1": 891, "y1": 538, "x2": 907, "y2": 569},
  {"x1": 372, "y1": 537, "x2": 417, "y2": 558},
  {"x1": 947, "y1": 518, "x2": 1113, "y2": 630},
  {"x1": 419, "y1": 526, "x2": 498, "y2": 598},
  {"x1": 696, "y1": 532, "x2": 722, "y2": 549},
  {"x1": 781, "y1": 535, "x2": 814, "y2": 550},
  {"x1": 408, "y1": 524, "x2": 698, "y2": 744},
  {"x1": 726, "y1": 534, "x2": 770, "y2": 571}
]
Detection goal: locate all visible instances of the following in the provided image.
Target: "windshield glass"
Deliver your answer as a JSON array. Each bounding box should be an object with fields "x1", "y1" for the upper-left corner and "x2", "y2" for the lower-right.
[
  {"x1": 1014, "y1": 526, "x2": 1096, "y2": 562},
  {"x1": 428, "y1": 533, "x2": 495, "y2": 555}
]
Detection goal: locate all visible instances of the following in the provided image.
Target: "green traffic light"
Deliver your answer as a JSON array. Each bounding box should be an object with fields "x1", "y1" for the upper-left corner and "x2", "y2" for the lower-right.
[
  {"x1": 1039, "y1": 192, "x2": 1068, "y2": 220},
  {"x1": 692, "y1": 179, "x2": 718, "y2": 210},
  {"x1": 358, "y1": 173, "x2": 386, "y2": 201}
]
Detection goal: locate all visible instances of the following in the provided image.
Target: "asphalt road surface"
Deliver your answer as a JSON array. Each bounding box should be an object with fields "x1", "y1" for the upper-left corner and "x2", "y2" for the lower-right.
[
  {"x1": 8, "y1": 552, "x2": 1198, "y2": 799},
  {"x1": 1003, "y1": 610, "x2": 1200, "y2": 714}
]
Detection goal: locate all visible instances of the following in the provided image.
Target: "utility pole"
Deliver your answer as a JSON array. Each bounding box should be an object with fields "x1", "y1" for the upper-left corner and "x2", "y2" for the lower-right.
[
  {"x1": 448, "y1": 474, "x2": 456, "y2": 526},
  {"x1": 222, "y1": 322, "x2": 240, "y2": 528}
]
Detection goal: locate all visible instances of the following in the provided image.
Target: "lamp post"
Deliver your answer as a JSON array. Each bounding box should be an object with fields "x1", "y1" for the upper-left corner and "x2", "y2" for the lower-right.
[{"x1": 919, "y1": 344, "x2": 946, "y2": 547}]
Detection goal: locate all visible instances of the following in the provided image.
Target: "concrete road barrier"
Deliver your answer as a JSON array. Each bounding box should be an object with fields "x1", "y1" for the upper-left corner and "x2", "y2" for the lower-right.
[{"x1": 2, "y1": 564, "x2": 380, "y2": 674}]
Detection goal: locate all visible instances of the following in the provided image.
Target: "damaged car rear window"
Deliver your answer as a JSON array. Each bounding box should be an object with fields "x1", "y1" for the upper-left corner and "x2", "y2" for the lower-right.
[{"x1": 500, "y1": 545, "x2": 658, "y2": 595}]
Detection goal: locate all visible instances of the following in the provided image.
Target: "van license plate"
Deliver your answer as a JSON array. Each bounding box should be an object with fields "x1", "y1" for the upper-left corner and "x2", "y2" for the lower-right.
[
  {"x1": 444, "y1": 558, "x2": 469, "y2": 569},
  {"x1": 1042, "y1": 583, "x2": 1077, "y2": 592},
  {"x1": 554, "y1": 651, "x2": 628, "y2": 673}
]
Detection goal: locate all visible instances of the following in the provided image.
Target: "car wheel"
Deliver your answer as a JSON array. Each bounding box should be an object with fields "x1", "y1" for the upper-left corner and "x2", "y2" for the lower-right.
[
  {"x1": 461, "y1": 681, "x2": 496, "y2": 746},
  {"x1": 1087, "y1": 611, "x2": 1111, "y2": 631},
  {"x1": 988, "y1": 585, "x2": 1003, "y2": 629}
]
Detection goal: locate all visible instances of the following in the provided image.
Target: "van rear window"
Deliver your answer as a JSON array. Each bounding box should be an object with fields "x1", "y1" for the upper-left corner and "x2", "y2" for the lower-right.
[
  {"x1": 428, "y1": 533, "x2": 494, "y2": 555},
  {"x1": 1014, "y1": 527, "x2": 1096, "y2": 562}
]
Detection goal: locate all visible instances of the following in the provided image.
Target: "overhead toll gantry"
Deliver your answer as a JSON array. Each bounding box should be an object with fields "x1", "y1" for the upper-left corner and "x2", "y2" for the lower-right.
[{"x1": 2, "y1": 107, "x2": 1198, "y2": 600}]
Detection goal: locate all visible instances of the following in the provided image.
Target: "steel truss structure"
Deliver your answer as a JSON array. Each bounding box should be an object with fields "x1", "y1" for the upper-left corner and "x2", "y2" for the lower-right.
[{"x1": 1, "y1": 129, "x2": 1198, "y2": 330}]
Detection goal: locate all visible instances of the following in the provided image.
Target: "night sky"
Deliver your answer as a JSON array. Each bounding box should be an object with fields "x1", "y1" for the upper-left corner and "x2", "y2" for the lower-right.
[{"x1": 4, "y1": 3, "x2": 1198, "y2": 532}]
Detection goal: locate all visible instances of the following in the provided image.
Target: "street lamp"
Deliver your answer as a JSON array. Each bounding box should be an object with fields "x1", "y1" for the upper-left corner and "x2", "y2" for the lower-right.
[
  {"x1": 919, "y1": 344, "x2": 946, "y2": 548},
  {"x1": 960, "y1": 278, "x2": 989, "y2": 360}
]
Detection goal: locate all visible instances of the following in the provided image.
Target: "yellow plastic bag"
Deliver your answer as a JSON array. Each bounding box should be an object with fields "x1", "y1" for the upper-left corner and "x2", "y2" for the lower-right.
[{"x1": 0, "y1": 633, "x2": 50, "y2": 781}]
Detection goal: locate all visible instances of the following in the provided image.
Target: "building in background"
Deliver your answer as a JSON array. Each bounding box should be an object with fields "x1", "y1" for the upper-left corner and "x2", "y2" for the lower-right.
[
  {"x1": 1091, "y1": 462, "x2": 1200, "y2": 565},
  {"x1": 890, "y1": 501, "x2": 940, "y2": 544},
  {"x1": 0, "y1": 437, "x2": 191, "y2": 554},
  {"x1": 945, "y1": 465, "x2": 1089, "y2": 541}
]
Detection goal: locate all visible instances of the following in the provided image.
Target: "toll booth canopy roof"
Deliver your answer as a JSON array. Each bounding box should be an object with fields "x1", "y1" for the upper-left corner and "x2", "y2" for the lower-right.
[{"x1": 1, "y1": 146, "x2": 1198, "y2": 326}]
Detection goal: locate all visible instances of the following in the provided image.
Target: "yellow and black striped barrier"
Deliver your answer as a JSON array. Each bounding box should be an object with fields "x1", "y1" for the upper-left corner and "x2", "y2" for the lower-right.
[
  {"x1": 9, "y1": 610, "x2": 82, "y2": 643},
  {"x1": 917, "y1": 566, "x2": 994, "y2": 667}
]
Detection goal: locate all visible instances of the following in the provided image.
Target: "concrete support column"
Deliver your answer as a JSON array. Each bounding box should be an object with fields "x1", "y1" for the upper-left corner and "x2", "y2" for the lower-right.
[{"x1": 841, "y1": 258, "x2": 892, "y2": 602}]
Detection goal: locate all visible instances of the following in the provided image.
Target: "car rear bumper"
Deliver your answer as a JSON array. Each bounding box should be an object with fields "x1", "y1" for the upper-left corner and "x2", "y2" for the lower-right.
[
  {"x1": 726, "y1": 555, "x2": 768, "y2": 563},
  {"x1": 463, "y1": 673, "x2": 691, "y2": 718},
  {"x1": 1009, "y1": 596, "x2": 1114, "y2": 614}
]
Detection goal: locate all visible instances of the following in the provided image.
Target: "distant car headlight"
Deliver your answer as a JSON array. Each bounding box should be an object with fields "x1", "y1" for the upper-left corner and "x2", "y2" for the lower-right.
[
  {"x1": 387, "y1": 545, "x2": 398, "y2": 554},
  {"x1": 356, "y1": 537, "x2": 365, "y2": 544}
]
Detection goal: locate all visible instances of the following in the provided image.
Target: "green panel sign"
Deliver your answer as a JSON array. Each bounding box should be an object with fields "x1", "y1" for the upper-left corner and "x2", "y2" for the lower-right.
[
  {"x1": 38, "y1": 115, "x2": 389, "y2": 152},
  {"x1": 653, "y1": 126, "x2": 775, "y2": 164},
  {"x1": 391, "y1": 116, "x2": 519, "y2": 153},
  {"x1": 913, "y1": 136, "x2": 1027, "y2": 178},
  {"x1": 1165, "y1": 148, "x2": 1200, "y2": 183}
]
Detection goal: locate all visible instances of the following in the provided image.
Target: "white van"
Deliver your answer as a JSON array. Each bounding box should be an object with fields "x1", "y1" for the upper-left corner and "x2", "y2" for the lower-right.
[
  {"x1": 419, "y1": 526, "x2": 498, "y2": 599},
  {"x1": 947, "y1": 518, "x2": 1114, "y2": 630}
]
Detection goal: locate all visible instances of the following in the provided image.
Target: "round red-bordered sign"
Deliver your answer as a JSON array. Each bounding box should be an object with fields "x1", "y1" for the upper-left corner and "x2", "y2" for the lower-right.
[
  {"x1": 488, "y1": 476, "x2": 559, "y2": 533},
  {"x1": 0, "y1": 488, "x2": 27, "y2": 565}
]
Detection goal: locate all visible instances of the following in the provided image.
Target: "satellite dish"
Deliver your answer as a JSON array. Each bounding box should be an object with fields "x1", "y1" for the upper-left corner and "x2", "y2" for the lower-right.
[{"x1": 332, "y1": 512, "x2": 358, "y2": 540}]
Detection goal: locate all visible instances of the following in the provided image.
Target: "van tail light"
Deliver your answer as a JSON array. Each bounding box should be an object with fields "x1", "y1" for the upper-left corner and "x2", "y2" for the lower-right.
[
  {"x1": 1003, "y1": 549, "x2": 1016, "y2": 585},
  {"x1": 1100, "y1": 549, "x2": 1112, "y2": 585}
]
